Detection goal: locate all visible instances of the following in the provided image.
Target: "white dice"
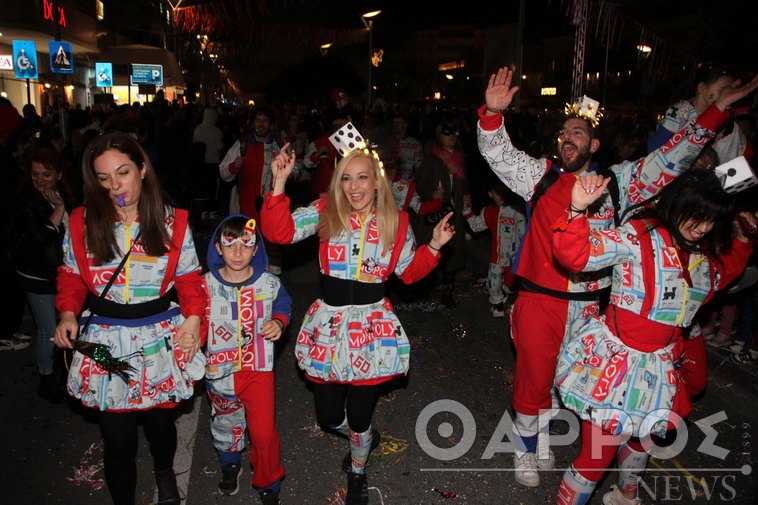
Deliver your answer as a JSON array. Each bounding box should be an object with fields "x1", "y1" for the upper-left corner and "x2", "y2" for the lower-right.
[{"x1": 715, "y1": 156, "x2": 758, "y2": 194}]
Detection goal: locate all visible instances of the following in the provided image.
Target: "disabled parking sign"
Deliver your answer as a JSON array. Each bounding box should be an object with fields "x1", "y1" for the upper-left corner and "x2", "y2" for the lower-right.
[
  {"x1": 13, "y1": 40, "x2": 38, "y2": 79},
  {"x1": 95, "y1": 62, "x2": 112, "y2": 87},
  {"x1": 49, "y1": 40, "x2": 74, "y2": 74}
]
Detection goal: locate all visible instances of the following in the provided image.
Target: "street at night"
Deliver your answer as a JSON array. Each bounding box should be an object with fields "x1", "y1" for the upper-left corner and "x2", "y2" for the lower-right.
[{"x1": 2, "y1": 232, "x2": 758, "y2": 504}]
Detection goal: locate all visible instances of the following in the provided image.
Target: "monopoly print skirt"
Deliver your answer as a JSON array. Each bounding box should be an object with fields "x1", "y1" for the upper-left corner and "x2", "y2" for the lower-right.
[
  {"x1": 295, "y1": 298, "x2": 410, "y2": 384},
  {"x1": 67, "y1": 306, "x2": 205, "y2": 411},
  {"x1": 555, "y1": 317, "x2": 679, "y2": 438}
]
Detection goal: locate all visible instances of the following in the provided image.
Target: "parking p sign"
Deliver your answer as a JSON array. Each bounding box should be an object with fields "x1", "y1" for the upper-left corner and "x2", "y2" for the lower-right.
[{"x1": 131, "y1": 64, "x2": 163, "y2": 87}]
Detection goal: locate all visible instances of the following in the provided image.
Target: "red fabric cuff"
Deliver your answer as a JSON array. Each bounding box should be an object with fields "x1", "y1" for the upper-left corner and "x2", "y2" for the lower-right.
[
  {"x1": 272, "y1": 314, "x2": 289, "y2": 328},
  {"x1": 477, "y1": 104, "x2": 503, "y2": 131},
  {"x1": 697, "y1": 103, "x2": 731, "y2": 132}
]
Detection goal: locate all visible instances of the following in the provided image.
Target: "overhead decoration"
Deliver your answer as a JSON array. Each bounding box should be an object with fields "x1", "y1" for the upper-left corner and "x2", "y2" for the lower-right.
[{"x1": 552, "y1": 0, "x2": 698, "y2": 79}]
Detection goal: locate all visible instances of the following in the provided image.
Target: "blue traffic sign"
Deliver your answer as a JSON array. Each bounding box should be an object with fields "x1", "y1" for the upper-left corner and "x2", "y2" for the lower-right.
[
  {"x1": 49, "y1": 40, "x2": 74, "y2": 74},
  {"x1": 95, "y1": 62, "x2": 113, "y2": 87},
  {"x1": 131, "y1": 64, "x2": 163, "y2": 86},
  {"x1": 13, "y1": 40, "x2": 38, "y2": 79}
]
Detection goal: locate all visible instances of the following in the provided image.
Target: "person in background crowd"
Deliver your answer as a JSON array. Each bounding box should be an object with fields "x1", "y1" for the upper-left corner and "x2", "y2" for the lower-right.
[
  {"x1": 322, "y1": 87, "x2": 359, "y2": 132},
  {"x1": 13, "y1": 148, "x2": 75, "y2": 402},
  {"x1": 219, "y1": 107, "x2": 283, "y2": 274},
  {"x1": 390, "y1": 112, "x2": 423, "y2": 181},
  {"x1": 303, "y1": 111, "x2": 350, "y2": 199},
  {"x1": 462, "y1": 183, "x2": 526, "y2": 317},
  {"x1": 0, "y1": 100, "x2": 32, "y2": 352},
  {"x1": 192, "y1": 107, "x2": 224, "y2": 221},
  {"x1": 278, "y1": 111, "x2": 311, "y2": 206},
  {"x1": 54, "y1": 131, "x2": 207, "y2": 505},
  {"x1": 648, "y1": 62, "x2": 753, "y2": 162},
  {"x1": 260, "y1": 144, "x2": 455, "y2": 505},
  {"x1": 552, "y1": 170, "x2": 753, "y2": 505},
  {"x1": 414, "y1": 118, "x2": 471, "y2": 308},
  {"x1": 203, "y1": 215, "x2": 291, "y2": 504},
  {"x1": 219, "y1": 107, "x2": 280, "y2": 224}
]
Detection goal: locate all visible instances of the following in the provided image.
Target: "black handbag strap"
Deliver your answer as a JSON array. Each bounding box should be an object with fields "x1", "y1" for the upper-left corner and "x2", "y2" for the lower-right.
[{"x1": 80, "y1": 229, "x2": 142, "y2": 336}]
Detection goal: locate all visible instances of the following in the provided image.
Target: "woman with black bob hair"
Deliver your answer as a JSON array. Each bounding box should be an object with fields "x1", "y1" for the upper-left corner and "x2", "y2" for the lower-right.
[
  {"x1": 54, "y1": 131, "x2": 207, "y2": 505},
  {"x1": 549, "y1": 168, "x2": 754, "y2": 505}
]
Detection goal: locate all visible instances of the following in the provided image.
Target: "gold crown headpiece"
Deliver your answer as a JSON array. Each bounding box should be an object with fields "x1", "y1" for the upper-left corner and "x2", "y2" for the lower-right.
[{"x1": 564, "y1": 95, "x2": 604, "y2": 128}]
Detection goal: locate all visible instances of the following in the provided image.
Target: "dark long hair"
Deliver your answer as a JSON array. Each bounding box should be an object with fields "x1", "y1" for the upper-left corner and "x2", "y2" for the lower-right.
[
  {"x1": 635, "y1": 170, "x2": 735, "y2": 256},
  {"x1": 81, "y1": 131, "x2": 170, "y2": 264}
]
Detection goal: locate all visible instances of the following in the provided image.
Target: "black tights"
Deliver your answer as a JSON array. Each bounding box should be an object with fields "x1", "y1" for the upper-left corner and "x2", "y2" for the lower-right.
[
  {"x1": 99, "y1": 409, "x2": 177, "y2": 505},
  {"x1": 313, "y1": 382, "x2": 381, "y2": 434}
]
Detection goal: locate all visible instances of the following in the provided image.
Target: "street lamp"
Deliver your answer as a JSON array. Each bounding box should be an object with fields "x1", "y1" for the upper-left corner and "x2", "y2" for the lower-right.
[{"x1": 361, "y1": 9, "x2": 381, "y2": 108}]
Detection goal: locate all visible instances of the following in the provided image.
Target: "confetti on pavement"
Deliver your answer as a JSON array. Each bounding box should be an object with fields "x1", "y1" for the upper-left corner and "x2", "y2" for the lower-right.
[{"x1": 65, "y1": 440, "x2": 105, "y2": 491}]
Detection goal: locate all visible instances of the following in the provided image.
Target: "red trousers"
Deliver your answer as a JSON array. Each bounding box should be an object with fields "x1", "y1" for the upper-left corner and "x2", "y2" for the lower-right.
[
  {"x1": 510, "y1": 291, "x2": 570, "y2": 415},
  {"x1": 232, "y1": 371, "x2": 285, "y2": 489}
]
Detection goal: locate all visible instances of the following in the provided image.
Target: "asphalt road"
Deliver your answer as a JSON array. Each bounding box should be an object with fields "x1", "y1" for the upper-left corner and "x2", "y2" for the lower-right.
[{"x1": 2, "y1": 228, "x2": 758, "y2": 505}]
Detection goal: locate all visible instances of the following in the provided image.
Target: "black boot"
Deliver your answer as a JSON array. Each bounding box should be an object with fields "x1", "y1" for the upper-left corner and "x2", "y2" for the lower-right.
[
  {"x1": 440, "y1": 283, "x2": 457, "y2": 308},
  {"x1": 37, "y1": 374, "x2": 64, "y2": 404},
  {"x1": 155, "y1": 468, "x2": 181, "y2": 505},
  {"x1": 345, "y1": 471, "x2": 368, "y2": 505}
]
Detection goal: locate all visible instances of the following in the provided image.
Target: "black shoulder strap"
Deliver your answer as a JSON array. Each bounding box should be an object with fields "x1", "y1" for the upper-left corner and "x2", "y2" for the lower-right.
[
  {"x1": 530, "y1": 169, "x2": 560, "y2": 211},
  {"x1": 596, "y1": 167, "x2": 621, "y2": 227}
]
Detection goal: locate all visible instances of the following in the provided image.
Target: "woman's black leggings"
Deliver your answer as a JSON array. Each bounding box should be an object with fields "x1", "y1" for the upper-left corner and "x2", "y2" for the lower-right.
[
  {"x1": 313, "y1": 382, "x2": 381, "y2": 433},
  {"x1": 99, "y1": 409, "x2": 177, "y2": 505}
]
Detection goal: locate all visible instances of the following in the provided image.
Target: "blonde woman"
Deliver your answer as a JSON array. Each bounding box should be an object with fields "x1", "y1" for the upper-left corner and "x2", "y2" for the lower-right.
[{"x1": 261, "y1": 144, "x2": 454, "y2": 505}]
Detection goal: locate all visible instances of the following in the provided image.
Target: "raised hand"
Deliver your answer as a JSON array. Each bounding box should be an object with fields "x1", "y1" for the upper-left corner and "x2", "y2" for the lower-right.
[
  {"x1": 431, "y1": 212, "x2": 456, "y2": 249},
  {"x1": 43, "y1": 188, "x2": 64, "y2": 207},
  {"x1": 485, "y1": 66, "x2": 520, "y2": 114},
  {"x1": 271, "y1": 143, "x2": 296, "y2": 195},
  {"x1": 716, "y1": 74, "x2": 758, "y2": 111},
  {"x1": 571, "y1": 174, "x2": 610, "y2": 212}
]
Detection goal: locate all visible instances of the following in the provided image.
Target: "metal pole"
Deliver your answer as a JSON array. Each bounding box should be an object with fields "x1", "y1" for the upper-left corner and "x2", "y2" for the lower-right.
[
  {"x1": 54, "y1": 0, "x2": 68, "y2": 143},
  {"x1": 603, "y1": 3, "x2": 611, "y2": 107},
  {"x1": 26, "y1": 78, "x2": 31, "y2": 104},
  {"x1": 367, "y1": 20, "x2": 373, "y2": 109},
  {"x1": 515, "y1": 0, "x2": 525, "y2": 112}
]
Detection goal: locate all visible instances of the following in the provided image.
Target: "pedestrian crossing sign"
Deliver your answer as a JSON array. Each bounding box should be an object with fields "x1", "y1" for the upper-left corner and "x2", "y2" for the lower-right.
[{"x1": 49, "y1": 40, "x2": 74, "y2": 74}]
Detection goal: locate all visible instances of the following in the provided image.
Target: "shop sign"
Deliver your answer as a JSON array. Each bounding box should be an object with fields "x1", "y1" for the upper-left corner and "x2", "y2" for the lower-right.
[
  {"x1": 0, "y1": 55, "x2": 13, "y2": 71},
  {"x1": 43, "y1": 0, "x2": 67, "y2": 27}
]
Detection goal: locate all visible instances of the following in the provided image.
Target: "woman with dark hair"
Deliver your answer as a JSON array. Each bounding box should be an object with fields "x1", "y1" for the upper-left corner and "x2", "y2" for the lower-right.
[
  {"x1": 551, "y1": 170, "x2": 754, "y2": 505},
  {"x1": 12, "y1": 148, "x2": 74, "y2": 401},
  {"x1": 261, "y1": 145, "x2": 455, "y2": 505},
  {"x1": 53, "y1": 131, "x2": 207, "y2": 505}
]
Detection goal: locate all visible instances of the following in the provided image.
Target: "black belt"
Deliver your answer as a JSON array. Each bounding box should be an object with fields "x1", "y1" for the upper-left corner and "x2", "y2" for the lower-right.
[
  {"x1": 520, "y1": 279, "x2": 609, "y2": 302},
  {"x1": 86, "y1": 289, "x2": 176, "y2": 319},
  {"x1": 320, "y1": 274, "x2": 385, "y2": 306}
]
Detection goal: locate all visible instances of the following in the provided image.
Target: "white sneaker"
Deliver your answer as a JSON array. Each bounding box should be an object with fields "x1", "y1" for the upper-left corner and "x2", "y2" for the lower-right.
[
  {"x1": 536, "y1": 432, "x2": 555, "y2": 469},
  {"x1": 13, "y1": 331, "x2": 32, "y2": 342},
  {"x1": 602, "y1": 484, "x2": 641, "y2": 505},
  {"x1": 514, "y1": 451, "x2": 540, "y2": 487},
  {"x1": 722, "y1": 341, "x2": 746, "y2": 354}
]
